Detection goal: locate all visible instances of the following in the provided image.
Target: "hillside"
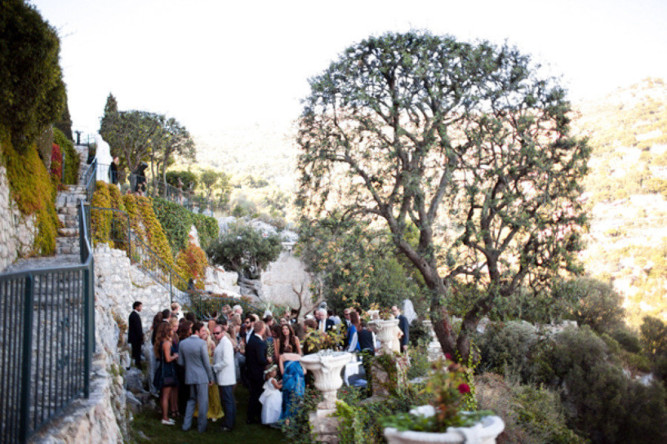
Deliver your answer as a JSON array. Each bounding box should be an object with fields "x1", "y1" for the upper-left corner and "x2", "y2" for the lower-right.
[
  {"x1": 573, "y1": 78, "x2": 667, "y2": 327},
  {"x1": 192, "y1": 79, "x2": 667, "y2": 328}
]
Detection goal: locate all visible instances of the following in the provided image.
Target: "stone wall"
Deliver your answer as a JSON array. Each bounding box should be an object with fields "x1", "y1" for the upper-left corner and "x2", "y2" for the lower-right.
[
  {"x1": 261, "y1": 249, "x2": 317, "y2": 312},
  {"x1": 30, "y1": 244, "x2": 175, "y2": 443},
  {"x1": 0, "y1": 164, "x2": 36, "y2": 271}
]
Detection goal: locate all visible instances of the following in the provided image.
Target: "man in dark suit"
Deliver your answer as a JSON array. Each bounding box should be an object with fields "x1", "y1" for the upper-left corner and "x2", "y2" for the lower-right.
[
  {"x1": 128, "y1": 301, "x2": 143, "y2": 368},
  {"x1": 178, "y1": 322, "x2": 215, "y2": 433},
  {"x1": 392, "y1": 305, "x2": 410, "y2": 352},
  {"x1": 244, "y1": 320, "x2": 271, "y2": 424}
]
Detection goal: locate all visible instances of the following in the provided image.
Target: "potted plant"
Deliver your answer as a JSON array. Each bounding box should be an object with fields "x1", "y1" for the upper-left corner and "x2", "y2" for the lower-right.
[{"x1": 382, "y1": 358, "x2": 504, "y2": 444}]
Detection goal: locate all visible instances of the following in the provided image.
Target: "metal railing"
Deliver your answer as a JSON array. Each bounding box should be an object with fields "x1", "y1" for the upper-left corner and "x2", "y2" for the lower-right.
[
  {"x1": 128, "y1": 173, "x2": 220, "y2": 215},
  {"x1": 0, "y1": 201, "x2": 94, "y2": 444},
  {"x1": 87, "y1": 206, "x2": 262, "y2": 317},
  {"x1": 83, "y1": 157, "x2": 97, "y2": 203}
]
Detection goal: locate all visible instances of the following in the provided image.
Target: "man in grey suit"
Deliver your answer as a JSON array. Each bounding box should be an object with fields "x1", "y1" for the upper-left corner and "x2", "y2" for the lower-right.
[{"x1": 178, "y1": 321, "x2": 215, "y2": 433}]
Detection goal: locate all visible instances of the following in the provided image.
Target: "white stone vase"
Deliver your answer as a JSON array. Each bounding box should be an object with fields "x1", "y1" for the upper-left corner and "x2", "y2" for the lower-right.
[
  {"x1": 369, "y1": 318, "x2": 400, "y2": 354},
  {"x1": 300, "y1": 351, "x2": 352, "y2": 410},
  {"x1": 384, "y1": 415, "x2": 505, "y2": 444}
]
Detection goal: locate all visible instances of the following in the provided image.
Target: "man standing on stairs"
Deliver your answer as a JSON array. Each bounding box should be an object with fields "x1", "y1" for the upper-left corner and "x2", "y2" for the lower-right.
[{"x1": 128, "y1": 301, "x2": 144, "y2": 368}]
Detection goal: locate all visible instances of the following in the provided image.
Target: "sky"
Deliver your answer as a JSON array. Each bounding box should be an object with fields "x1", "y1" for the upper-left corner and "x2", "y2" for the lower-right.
[{"x1": 30, "y1": 0, "x2": 667, "y2": 143}]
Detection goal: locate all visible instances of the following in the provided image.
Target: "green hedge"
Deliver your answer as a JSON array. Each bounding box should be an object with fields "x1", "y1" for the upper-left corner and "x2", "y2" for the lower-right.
[{"x1": 152, "y1": 197, "x2": 219, "y2": 252}]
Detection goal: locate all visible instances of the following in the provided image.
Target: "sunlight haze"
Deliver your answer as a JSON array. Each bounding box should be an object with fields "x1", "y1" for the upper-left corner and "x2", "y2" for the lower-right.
[{"x1": 30, "y1": 0, "x2": 667, "y2": 143}]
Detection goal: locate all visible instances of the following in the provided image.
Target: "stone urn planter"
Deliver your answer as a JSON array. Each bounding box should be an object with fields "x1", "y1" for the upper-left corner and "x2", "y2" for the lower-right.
[
  {"x1": 369, "y1": 318, "x2": 400, "y2": 354},
  {"x1": 300, "y1": 350, "x2": 352, "y2": 410},
  {"x1": 384, "y1": 414, "x2": 505, "y2": 444}
]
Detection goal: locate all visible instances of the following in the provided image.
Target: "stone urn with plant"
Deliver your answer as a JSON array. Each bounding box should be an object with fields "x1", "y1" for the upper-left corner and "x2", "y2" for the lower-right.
[{"x1": 382, "y1": 358, "x2": 504, "y2": 444}]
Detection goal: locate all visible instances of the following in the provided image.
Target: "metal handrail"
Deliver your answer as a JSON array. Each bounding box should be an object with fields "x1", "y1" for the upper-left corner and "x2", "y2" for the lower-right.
[
  {"x1": 88, "y1": 205, "x2": 261, "y2": 315},
  {"x1": 0, "y1": 201, "x2": 94, "y2": 444},
  {"x1": 82, "y1": 157, "x2": 97, "y2": 203}
]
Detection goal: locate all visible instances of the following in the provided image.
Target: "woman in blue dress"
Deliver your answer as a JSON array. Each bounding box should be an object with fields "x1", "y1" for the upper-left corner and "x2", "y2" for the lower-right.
[{"x1": 278, "y1": 348, "x2": 305, "y2": 420}]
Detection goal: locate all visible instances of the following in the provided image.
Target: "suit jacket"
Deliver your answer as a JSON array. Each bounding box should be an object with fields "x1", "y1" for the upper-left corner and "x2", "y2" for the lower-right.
[
  {"x1": 245, "y1": 333, "x2": 269, "y2": 382},
  {"x1": 318, "y1": 318, "x2": 335, "y2": 333},
  {"x1": 128, "y1": 310, "x2": 143, "y2": 345},
  {"x1": 398, "y1": 314, "x2": 410, "y2": 348},
  {"x1": 177, "y1": 335, "x2": 214, "y2": 385},
  {"x1": 213, "y1": 335, "x2": 236, "y2": 386}
]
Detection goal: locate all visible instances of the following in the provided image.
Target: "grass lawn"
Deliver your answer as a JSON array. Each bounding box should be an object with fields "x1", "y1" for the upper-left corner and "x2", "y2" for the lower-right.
[{"x1": 130, "y1": 384, "x2": 287, "y2": 443}]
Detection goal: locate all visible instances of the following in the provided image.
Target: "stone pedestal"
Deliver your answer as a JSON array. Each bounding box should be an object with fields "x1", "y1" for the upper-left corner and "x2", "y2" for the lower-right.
[
  {"x1": 371, "y1": 354, "x2": 410, "y2": 398},
  {"x1": 309, "y1": 409, "x2": 341, "y2": 444},
  {"x1": 300, "y1": 351, "x2": 352, "y2": 442}
]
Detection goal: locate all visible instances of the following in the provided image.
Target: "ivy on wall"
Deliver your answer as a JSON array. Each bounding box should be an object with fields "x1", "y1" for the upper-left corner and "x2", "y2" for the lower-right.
[{"x1": 1, "y1": 129, "x2": 58, "y2": 255}]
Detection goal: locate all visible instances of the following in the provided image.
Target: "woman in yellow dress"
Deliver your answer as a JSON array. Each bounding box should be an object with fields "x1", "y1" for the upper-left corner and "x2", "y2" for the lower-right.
[{"x1": 193, "y1": 325, "x2": 224, "y2": 421}]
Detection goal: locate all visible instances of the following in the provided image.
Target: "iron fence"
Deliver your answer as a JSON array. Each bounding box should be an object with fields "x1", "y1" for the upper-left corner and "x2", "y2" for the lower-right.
[{"x1": 0, "y1": 202, "x2": 94, "y2": 444}]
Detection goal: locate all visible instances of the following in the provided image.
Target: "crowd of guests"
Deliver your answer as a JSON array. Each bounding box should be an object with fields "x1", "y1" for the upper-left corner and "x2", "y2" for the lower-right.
[{"x1": 127, "y1": 300, "x2": 413, "y2": 434}]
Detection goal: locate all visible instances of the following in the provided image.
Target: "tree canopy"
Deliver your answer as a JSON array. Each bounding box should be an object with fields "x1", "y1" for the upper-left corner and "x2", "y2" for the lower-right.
[
  {"x1": 296, "y1": 32, "x2": 590, "y2": 360},
  {"x1": 99, "y1": 94, "x2": 195, "y2": 178},
  {"x1": 206, "y1": 220, "x2": 282, "y2": 280},
  {"x1": 0, "y1": 0, "x2": 66, "y2": 152}
]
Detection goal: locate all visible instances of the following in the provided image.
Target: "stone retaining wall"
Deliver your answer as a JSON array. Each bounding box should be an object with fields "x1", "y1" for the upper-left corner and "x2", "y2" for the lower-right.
[{"x1": 0, "y1": 164, "x2": 36, "y2": 272}]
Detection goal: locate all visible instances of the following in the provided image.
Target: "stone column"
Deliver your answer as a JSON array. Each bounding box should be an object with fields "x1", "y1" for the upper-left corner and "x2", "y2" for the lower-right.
[{"x1": 300, "y1": 351, "x2": 352, "y2": 444}]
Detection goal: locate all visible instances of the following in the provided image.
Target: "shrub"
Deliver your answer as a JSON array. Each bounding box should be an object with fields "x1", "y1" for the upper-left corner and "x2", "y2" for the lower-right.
[
  {"x1": 477, "y1": 321, "x2": 539, "y2": 379},
  {"x1": 152, "y1": 197, "x2": 191, "y2": 252},
  {"x1": 537, "y1": 326, "x2": 667, "y2": 443},
  {"x1": 90, "y1": 181, "x2": 112, "y2": 245},
  {"x1": 476, "y1": 373, "x2": 586, "y2": 444},
  {"x1": 1, "y1": 131, "x2": 58, "y2": 255},
  {"x1": 152, "y1": 197, "x2": 219, "y2": 252},
  {"x1": 53, "y1": 127, "x2": 79, "y2": 185},
  {"x1": 553, "y1": 277, "x2": 625, "y2": 334},
  {"x1": 0, "y1": 0, "x2": 66, "y2": 153},
  {"x1": 191, "y1": 212, "x2": 219, "y2": 250},
  {"x1": 175, "y1": 242, "x2": 208, "y2": 289},
  {"x1": 49, "y1": 142, "x2": 62, "y2": 187}
]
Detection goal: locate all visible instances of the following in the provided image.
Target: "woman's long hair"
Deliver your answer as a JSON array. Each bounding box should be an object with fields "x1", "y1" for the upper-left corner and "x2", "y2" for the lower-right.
[
  {"x1": 350, "y1": 310, "x2": 361, "y2": 331},
  {"x1": 154, "y1": 322, "x2": 172, "y2": 356},
  {"x1": 279, "y1": 324, "x2": 298, "y2": 354}
]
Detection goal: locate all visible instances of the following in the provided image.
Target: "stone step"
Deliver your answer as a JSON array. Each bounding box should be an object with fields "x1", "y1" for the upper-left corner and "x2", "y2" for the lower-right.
[
  {"x1": 57, "y1": 227, "x2": 79, "y2": 237},
  {"x1": 3, "y1": 254, "x2": 81, "y2": 273},
  {"x1": 56, "y1": 237, "x2": 80, "y2": 256}
]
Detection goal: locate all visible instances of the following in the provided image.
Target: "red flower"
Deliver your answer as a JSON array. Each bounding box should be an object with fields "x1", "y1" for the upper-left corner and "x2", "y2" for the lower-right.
[
  {"x1": 445, "y1": 353, "x2": 453, "y2": 360},
  {"x1": 457, "y1": 383, "x2": 470, "y2": 394}
]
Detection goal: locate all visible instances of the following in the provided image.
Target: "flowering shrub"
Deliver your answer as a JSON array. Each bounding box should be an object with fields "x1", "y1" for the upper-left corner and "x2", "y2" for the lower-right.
[{"x1": 381, "y1": 357, "x2": 492, "y2": 432}]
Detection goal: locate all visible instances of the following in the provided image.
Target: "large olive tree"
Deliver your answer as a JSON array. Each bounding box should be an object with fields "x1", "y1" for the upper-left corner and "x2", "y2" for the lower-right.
[{"x1": 296, "y1": 32, "x2": 590, "y2": 361}]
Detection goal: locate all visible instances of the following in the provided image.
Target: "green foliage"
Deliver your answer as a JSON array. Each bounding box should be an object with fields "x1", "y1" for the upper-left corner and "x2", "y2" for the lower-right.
[
  {"x1": 336, "y1": 384, "x2": 429, "y2": 443},
  {"x1": 91, "y1": 181, "x2": 112, "y2": 245},
  {"x1": 552, "y1": 277, "x2": 625, "y2": 334},
  {"x1": 53, "y1": 127, "x2": 79, "y2": 185},
  {"x1": 476, "y1": 373, "x2": 587, "y2": 444},
  {"x1": 206, "y1": 220, "x2": 282, "y2": 279},
  {"x1": 640, "y1": 315, "x2": 667, "y2": 358},
  {"x1": 280, "y1": 387, "x2": 319, "y2": 444},
  {"x1": 166, "y1": 170, "x2": 197, "y2": 190},
  {"x1": 477, "y1": 321, "x2": 539, "y2": 379},
  {"x1": 296, "y1": 31, "x2": 590, "y2": 362},
  {"x1": 151, "y1": 197, "x2": 218, "y2": 252},
  {"x1": 100, "y1": 98, "x2": 194, "y2": 178},
  {"x1": 152, "y1": 197, "x2": 191, "y2": 253},
  {"x1": 0, "y1": 0, "x2": 66, "y2": 153},
  {"x1": 1, "y1": 132, "x2": 58, "y2": 255},
  {"x1": 191, "y1": 212, "x2": 219, "y2": 250},
  {"x1": 296, "y1": 214, "x2": 426, "y2": 314},
  {"x1": 535, "y1": 326, "x2": 667, "y2": 443}
]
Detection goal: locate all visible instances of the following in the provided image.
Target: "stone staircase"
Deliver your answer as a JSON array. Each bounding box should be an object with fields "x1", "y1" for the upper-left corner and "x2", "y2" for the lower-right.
[
  {"x1": 55, "y1": 184, "x2": 86, "y2": 256},
  {"x1": 54, "y1": 144, "x2": 91, "y2": 257}
]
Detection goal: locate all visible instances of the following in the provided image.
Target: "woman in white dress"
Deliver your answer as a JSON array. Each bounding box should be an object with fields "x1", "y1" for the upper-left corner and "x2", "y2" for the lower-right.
[{"x1": 259, "y1": 364, "x2": 283, "y2": 425}]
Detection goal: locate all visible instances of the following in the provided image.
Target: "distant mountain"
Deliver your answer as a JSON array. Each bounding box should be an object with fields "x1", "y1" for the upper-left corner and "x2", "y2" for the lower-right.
[{"x1": 572, "y1": 78, "x2": 666, "y2": 327}]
